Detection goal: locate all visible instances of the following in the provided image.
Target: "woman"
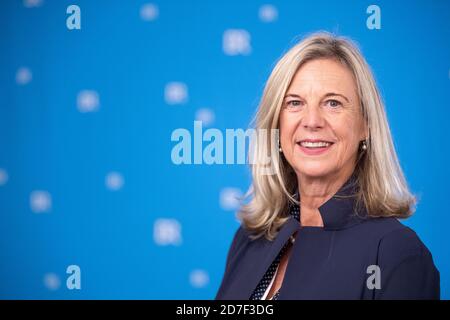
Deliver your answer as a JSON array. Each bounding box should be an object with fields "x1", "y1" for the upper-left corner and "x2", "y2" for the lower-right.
[{"x1": 215, "y1": 32, "x2": 440, "y2": 300}]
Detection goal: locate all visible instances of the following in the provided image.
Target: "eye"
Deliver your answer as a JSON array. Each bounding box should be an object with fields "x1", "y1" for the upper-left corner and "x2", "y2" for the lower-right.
[
  {"x1": 325, "y1": 99, "x2": 342, "y2": 108},
  {"x1": 285, "y1": 100, "x2": 304, "y2": 108}
]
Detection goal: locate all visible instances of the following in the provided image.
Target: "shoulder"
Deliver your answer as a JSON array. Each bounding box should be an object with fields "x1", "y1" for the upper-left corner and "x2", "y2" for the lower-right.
[
  {"x1": 363, "y1": 217, "x2": 440, "y2": 299},
  {"x1": 222, "y1": 226, "x2": 250, "y2": 267},
  {"x1": 215, "y1": 225, "x2": 251, "y2": 298},
  {"x1": 364, "y1": 217, "x2": 432, "y2": 264},
  {"x1": 228, "y1": 225, "x2": 248, "y2": 252},
  {"x1": 380, "y1": 223, "x2": 427, "y2": 258},
  {"x1": 360, "y1": 216, "x2": 434, "y2": 265}
]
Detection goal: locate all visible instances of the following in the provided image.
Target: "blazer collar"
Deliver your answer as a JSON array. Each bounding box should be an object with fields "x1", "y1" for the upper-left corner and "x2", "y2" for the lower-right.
[
  {"x1": 290, "y1": 173, "x2": 368, "y2": 231},
  {"x1": 230, "y1": 175, "x2": 368, "y2": 299}
]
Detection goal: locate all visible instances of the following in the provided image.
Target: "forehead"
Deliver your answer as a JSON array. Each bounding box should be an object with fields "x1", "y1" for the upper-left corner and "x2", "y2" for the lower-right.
[{"x1": 288, "y1": 58, "x2": 358, "y2": 97}]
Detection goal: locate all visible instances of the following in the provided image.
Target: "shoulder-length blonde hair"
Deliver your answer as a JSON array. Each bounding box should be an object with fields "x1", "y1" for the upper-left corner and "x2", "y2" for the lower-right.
[{"x1": 238, "y1": 31, "x2": 416, "y2": 241}]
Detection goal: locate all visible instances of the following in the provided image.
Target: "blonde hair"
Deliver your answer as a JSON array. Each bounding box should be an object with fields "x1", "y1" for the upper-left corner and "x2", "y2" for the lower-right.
[{"x1": 238, "y1": 31, "x2": 416, "y2": 241}]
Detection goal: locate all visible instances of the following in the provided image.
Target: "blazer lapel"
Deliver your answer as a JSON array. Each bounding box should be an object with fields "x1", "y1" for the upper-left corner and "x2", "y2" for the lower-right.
[{"x1": 224, "y1": 216, "x2": 300, "y2": 299}]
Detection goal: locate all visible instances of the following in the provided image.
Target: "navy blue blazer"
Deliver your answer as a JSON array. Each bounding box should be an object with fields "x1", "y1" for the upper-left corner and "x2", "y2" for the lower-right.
[{"x1": 215, "y1": 178, "x2": 440, "y2": 300}]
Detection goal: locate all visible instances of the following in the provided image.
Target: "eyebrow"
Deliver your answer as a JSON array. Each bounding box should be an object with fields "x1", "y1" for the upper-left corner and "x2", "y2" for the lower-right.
[{"x1": 284, "y1": 92, "x2": 350, "y2": 103}]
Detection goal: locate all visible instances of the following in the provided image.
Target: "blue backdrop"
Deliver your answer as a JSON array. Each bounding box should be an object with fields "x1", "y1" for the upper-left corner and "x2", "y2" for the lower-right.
[{"x1": 0, "y1": 0, "x2": 449, "y2": 299}]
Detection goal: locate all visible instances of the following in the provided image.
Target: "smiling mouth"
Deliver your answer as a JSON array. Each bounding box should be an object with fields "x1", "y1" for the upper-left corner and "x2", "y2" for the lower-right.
[{"x1": 297, "y1": 140, "x2": 334, "y2": 148}]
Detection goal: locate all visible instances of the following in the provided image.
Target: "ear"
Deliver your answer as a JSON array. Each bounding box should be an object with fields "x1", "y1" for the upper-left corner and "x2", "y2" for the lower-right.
[{"x1": 360, "y1": 116, "x2": 369, "y2": 141}]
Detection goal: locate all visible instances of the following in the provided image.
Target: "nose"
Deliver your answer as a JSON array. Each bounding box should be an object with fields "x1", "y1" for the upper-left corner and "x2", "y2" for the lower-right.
[{"x1": 301, "y1": 104, "x2": 325, "y2": 130}]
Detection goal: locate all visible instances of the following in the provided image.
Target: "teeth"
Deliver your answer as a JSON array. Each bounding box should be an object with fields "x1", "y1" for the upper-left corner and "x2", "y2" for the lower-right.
[{"x1": 300, "y1": 141, "x2": 331, "y2": 148}]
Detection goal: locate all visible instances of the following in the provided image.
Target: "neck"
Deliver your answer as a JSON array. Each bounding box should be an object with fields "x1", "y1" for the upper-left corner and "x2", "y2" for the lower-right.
[{"x1": 297, "y1": 170, "x2": 354, "y2": 227}]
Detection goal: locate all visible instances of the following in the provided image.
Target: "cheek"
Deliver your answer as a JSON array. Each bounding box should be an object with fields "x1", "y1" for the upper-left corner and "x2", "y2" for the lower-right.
[
  {"x1": 333, "y1": 121, "x2": 362, "y2": 158},
  {"x1": 279, "y1": 113, "x2": 297, "y2": 147}
]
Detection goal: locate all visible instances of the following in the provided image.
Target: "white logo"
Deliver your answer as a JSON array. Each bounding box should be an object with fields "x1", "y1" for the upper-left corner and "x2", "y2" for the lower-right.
[
  {"x1": 0, "y1": 168, "x2": 8, "y2": 186},
  {"x1": 189, "y1": 269, "x2": 209, "y2": 288},
  {"x1": 195, "y1": 108, "x2": 215, "y2": 127},
  {"x1": 223, "y1": 29, "x2": 252, "y2": 56},
  {"x1": 105, "y1": 172, "x2": 124, "y2": 191},
  {"x1": 140, "y1": 3, "x2": 159, "y2": 21},
  {"x1": 220, "y1": 188, "x2": 243, "y2": 211},
  {"x1": 259, "y1": 5, "x2": 278, "y2": 23},
  {"x1": 165, "y1": 82, "x2": 188, "y2": 105},
  {"x1": 23, "y1": 0, "x2": 43, "y2": 8},
  {"x1": 154, "y1": 218, "x2": 182, "y2": 246},
  {"x1": 77, "y1": 90, "x2": 100, "y2": 112},
  {"x1": 30, "y1": 190, "x2": 52, "y2": 213},
  {"x1": 43, "y1": 273, "x2": 61, "y2": 291},
  {"x1": 16, "y1": 67, "x2": 32, "y2": 85}
]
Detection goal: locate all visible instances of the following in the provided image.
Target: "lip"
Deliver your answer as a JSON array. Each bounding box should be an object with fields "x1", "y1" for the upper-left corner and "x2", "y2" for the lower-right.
[{"x1": 296, "y1": 139, "x2": 334, "y2": 156}]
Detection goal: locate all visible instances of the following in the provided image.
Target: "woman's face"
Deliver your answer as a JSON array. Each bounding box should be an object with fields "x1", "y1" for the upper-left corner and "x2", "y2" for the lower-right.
[{"x1": 279, "y1": 58, "x2": 367, "y2": 181}]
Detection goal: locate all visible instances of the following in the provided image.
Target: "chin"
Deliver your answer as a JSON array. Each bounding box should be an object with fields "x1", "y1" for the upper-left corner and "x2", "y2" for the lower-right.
[{"x1": 294, "y1": 161, "x2": 334, "y2": 179}]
